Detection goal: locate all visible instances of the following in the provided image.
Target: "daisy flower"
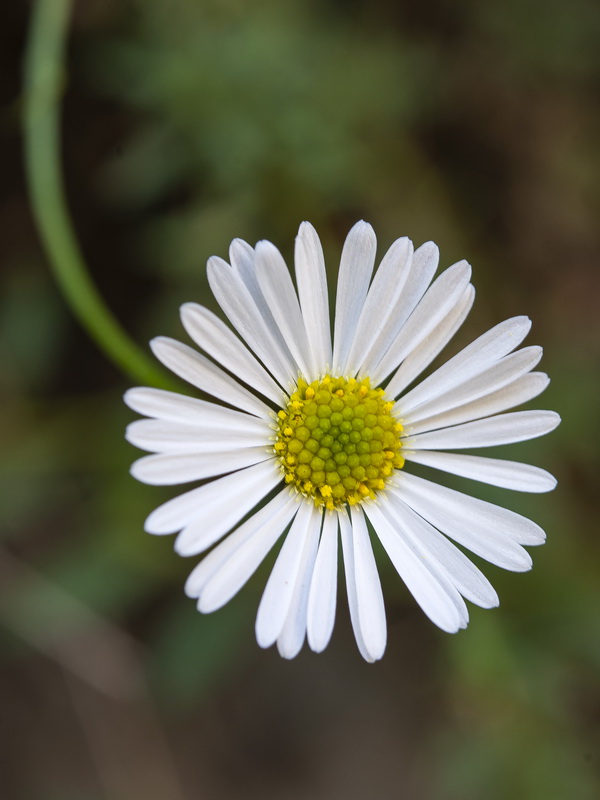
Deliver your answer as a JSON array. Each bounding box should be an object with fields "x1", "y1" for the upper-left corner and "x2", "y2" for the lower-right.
[{"x1": 125, "y1": 221, "x2": 560, "y2": 662}]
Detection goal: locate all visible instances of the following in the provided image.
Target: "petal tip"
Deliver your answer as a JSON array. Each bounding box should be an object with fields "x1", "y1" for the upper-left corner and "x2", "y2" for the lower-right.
[
  {"x1": 143, "y1": 513, "x2": 172, "y2": 536},
  {"x1": 123, "y1": 387, "x2": 144, "y2": 410},
  {"x1": 276, "y1": 639, "x2": 303, "y2": 660},
  {"x1": 129, "y1": 458, "x2": 148, "y2": 483},
  {"x1": 174, "y1": 535, "x2": 195, "y2": 558},
  {"x1": 149, "y1": 336, "x2": 171, "y2": 357},
  {"x1": 183, "y1": 575, "x2": 201, "y2": 599},
  {"x1": 179, "y1": 301, "x2": 200, "y2": 318},
  {"x1": 350, "y1": 219, "x2": 374, "y2": 235},
  {"x1": 297, "y1": 220, "x2": 316, "y2": 237}
]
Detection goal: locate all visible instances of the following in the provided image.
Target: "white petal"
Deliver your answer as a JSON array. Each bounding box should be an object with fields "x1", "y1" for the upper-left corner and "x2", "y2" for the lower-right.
[
  {"x1": 188, "y1": 491, "x2": 298, "y2": 608},
  {"x1": 398, "y1": 316, "x2": 532, "y2": 414},
  {"x1": 294, "y1": 222, "x2": 333, "y2": 375},
  {"x1": 307, "y1": 511, "x2": 339, "y2": 653},
  {"x1": 256, "y1": 503, "x2": 320, "y2": 649},
  {"x1": 145, "y1": 459, "x2": 281, "y2": 535},
  {"x1": 207, "y1": 256, "x2": 296, "y2": 387},
  {"x1": 344, "y1": 236, "x2": 414, "y2": 375},
  {"x1": 392, "y1": 473, "x2": 539, "y2": 571},
  {"x1": 150, "y1": 337, "x2": 272, "y2": 418},
  {"x1": 184, "y1": 490, "x2": 291, "y2": 597},
  {"x1": 389, "y1": 284, "x2": 475, "y2": 397},
  {"x1": 364, "y1": 502, "x2": 467, "y2": 632},
  {"x1": 347, "y1": 506, "x2": 387, "y2": 661},
  {"x1": 276, "y1": 508, "x2": 321, "y2": 659},
  {"x1": 229, "y1": 239, "x2": 306, "y2": 381},
  {"x1": 332, "y1": 221, "x2": 377, "y2": 374},
  {"x1": 405, "y1": 372, "x2": 550, "y2": 435},
  {"x1": 131, "y1": 447, "x2": 273, "y2": 485},
  {"x1": 338, "y1": 510, "x2": 372, "y2": 662},
  {"x1": 228, "y1": 239, "x2": 278, "y2": 324},
  {"x1": 397, "y1": 471, "x2": 545, "y2": 545},
  {"x1": 402, "y1": 346, "x2": 543, "y2": 425},
  {"x1": 358, "y1": 240, "x2": 439, "y2": 375},
  {"x1": 228, "y1": 238, "x2": 256, "y2": 289},
  {"x1": 404, "y1": 450, "x2": 557, "y2": 493},
  {"x1": 254, "y1": 240, "x2": 312, "y2": 378},
  {"x1": 124, "y1": 387, "x2": 260, "y2": 425},
  {"x1": 174, "y1": 466, "x2": 283, "y2": 556},
  {"x1": 372, "y1": 260, "x2": 472, "y2": 386},
  {"x1": 406, "y1": 409, "x2": 561, "y2": 450},
  {"x1": 229, "y1": 237, "x2": 294, "y2": 351},
  {"x1": 229, "y1": 239, "x2": 304, "y2": 380},
  {"x1": 179, "y1": 304, "x2": 286, "y2": 404},
  {"x1": 384, "y1": 494, "x2": 499, "y2": 608},
  {"x1": 126, "y1": 417, "x2": 270, "y2": 454}
]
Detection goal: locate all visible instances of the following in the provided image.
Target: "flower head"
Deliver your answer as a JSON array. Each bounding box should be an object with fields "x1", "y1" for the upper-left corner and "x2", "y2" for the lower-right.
[{"x1": 125, "y1": 221, "x2": 560, "y2": 662}]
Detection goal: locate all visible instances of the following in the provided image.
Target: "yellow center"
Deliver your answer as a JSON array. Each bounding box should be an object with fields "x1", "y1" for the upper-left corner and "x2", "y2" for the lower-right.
[{"x1": 274, "y1": 375, "x2": 404, "y2": 510}]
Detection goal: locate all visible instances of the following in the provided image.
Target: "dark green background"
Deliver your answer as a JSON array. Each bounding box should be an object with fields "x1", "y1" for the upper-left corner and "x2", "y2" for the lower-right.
[{"x1": 1, "y1": 1, "x2": 599, "y2": 798}]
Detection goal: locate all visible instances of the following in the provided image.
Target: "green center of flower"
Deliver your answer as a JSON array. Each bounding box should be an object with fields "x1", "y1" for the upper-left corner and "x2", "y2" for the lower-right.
[{"x1": 274, "y1": 375, "x2": 404, "y2": 509}]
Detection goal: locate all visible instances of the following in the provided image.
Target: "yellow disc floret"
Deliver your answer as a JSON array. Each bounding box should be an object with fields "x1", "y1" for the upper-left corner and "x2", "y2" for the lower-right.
[{"x1": 274, "y1": 375, "x2": 404, "y2": 509}]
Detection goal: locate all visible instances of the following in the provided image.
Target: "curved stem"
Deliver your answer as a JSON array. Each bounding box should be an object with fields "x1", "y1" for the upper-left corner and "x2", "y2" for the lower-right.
[{"x1": 23, "y1": 0, "x2": 175, "y2": 389}]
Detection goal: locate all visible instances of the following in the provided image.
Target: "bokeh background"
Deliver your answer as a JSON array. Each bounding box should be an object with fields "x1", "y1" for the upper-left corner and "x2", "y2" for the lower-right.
[{"x1": 1, "y1": 1, "x2": 599, "y2": 798}]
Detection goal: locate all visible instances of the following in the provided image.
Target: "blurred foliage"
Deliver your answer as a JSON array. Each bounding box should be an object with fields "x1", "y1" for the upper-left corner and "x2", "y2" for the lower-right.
[
  {"x1": 86, "y1": 0, "x2": 451, "y2": 299},
  {"x1": 1, "y1": 0, "x2": 600, "y2": 798}
]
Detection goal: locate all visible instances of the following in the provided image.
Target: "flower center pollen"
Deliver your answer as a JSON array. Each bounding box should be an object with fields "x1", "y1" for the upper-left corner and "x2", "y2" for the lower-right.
[{"x1": 274, "y1": 375, "x2": 404, "y2": 509}]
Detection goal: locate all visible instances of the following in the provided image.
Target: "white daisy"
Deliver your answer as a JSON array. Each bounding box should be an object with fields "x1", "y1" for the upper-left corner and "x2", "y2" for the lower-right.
[{"x1": 125, "y1": 221, "x2": 560, "y2": 662}]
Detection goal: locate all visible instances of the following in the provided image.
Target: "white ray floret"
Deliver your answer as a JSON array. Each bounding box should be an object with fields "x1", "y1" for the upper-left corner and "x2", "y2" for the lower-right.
[
  {"x1": 131, "y1": 447, "x2": 272, "y2": 486},
  {"x1": 359, "y1": 240, "x2": 440, "y2": 376},
  {"x1": 405, "y1": 409, "x2": 560, "y2": 450},
  {"x1": 180, "y1": 304, "x2": 285, "y2": 405},
  {"x1": 255, "y1": 240, "x2": 314, "y2": 380},
  {"x1": 306, "y1": 512, "x2": 339, "y2": 653},
  {"x1": 344, "y1": 235, "x2": 413, "y2": 376},
  {"x1": 339, "y1": 508, "x2": 386, "y2": 663},
  {"x1": 145, "y1": 459, "x2": 281, "y2": 536},
  {"x1": 397, "y1": 316, "x2": 532, "y2": 413},
  {"x1": 151, "y1": 337, "x2": 272, "y2": 418},
  {"x1": 125, "y1": 220, "x2": 560, "y2": 663},
  {"x1": 173, "y1": 462, "x2": 282, "y2": 556},
  {"x1": 403, "y1": 451, "x2": 557, "y2": 493},
  {"x1": 207, "y1": 256, "x2": 295, "y2": 386},
  {"x1": 256, "y1": 502, "x2": 319, "y2": 649},
  {"x1": 365, "y1": 501, "x2": 469, "y2": 633},
  {"x1": 383, "y1": 495, "x2": 499, "y2": 609},
  {"x1": 294, "y1": 222, "x2": 332, "y2": 373},
  {"x1": 125, "y1": 386, "x2": 265, "y2": 426},
  {"x1": 398, "y1": 345, "x2": 543, "y2": 425},
  {"x1": 404, "y1": 371, "x2": 550, "y2": 435},
  {"x1": 369, "y1": 259, "x2": 472, "y2": 386},
  {"x1": 126, "y1": 417, "x2": 270, "y2": 454},
  {"x1": 332, "y1": 221, "x2": 377, "y2": 374},
  {"x1": 387, "y1": 284, "x2": 474, "y2": 397},
  {"x1": 276, "y1": 508, "x2": 321, "y2": 659},
  {"x1": 185, "y1": 491, "x2": 298, "y2": 603}
]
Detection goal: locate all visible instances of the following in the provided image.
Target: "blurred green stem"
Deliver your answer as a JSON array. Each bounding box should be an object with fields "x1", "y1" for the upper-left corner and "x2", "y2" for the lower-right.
[{"x1": 23, "y1": 0, "x2": 173, "y2": 389}]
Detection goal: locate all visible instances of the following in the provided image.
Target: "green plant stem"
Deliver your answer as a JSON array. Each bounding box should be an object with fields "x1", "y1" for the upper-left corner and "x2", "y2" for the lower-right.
[{"x1": 23, "y1": 0, "x2": 174, "y2": 389}]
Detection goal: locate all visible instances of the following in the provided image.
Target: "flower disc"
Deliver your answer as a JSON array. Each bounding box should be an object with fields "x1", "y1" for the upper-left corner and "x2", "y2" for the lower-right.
[{"x1": 275, "y1": 375, "x2": 404, "y2": 508}]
